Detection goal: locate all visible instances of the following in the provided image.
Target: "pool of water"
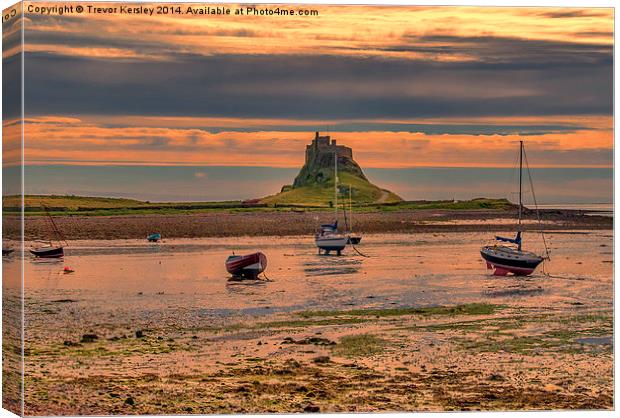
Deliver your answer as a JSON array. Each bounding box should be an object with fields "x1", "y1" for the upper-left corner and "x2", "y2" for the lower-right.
[{"x1": 16, "y1": 230, "x2": 611, "y2": 321}]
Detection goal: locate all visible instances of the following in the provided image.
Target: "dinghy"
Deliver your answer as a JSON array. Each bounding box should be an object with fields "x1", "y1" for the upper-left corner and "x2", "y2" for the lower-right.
[
  {"x1": 347, "y1": 236, "x2": 362, "y2": 245},
  {"x1": 147, "y1": 233, "x2": 161, "y2": 242},
  {"x1": 226, "y1": 252, "x2": 267, "y2": 279}
]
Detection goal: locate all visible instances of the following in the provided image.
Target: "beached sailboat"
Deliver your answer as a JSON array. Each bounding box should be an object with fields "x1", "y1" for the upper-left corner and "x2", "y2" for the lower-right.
[
  {"x1": 226, "y1": 252, "x2": 267, "y2": 279},
  {"x1": 315, "y1": 153, "x2": 348, "y2": 255},
  {"x1": 30, "y1": 246, "x2": 64, "y2": 258},
  {"x1": 31, "y1": 208, "x2": 65, "y2": 258},
  {"x1": 345, "y1": 185, "x2": 362, "y2": 245},
  {"x1": 480, "y1": 141, "x2": 547, "y2": 276}
]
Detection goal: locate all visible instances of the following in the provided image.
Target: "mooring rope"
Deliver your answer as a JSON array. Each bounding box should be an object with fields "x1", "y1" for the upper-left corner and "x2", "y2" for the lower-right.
[
  {"x1": 350, "y1": 243, "x2": 370, "y2": 258},
  {"x1": 523, "y1": 148, "x2": 550, "y2": 261}
]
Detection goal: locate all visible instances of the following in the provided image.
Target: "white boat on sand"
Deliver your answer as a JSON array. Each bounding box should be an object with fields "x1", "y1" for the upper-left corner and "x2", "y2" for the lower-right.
[{"x1": 315, "y1": 153, "x2": 349, "y2": 255}]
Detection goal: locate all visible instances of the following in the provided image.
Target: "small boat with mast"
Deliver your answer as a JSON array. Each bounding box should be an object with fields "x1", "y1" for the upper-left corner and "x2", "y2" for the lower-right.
[
  {"x1": 30, "y1": 207, "x2": 66, "y2": 258},
  {"x1": 344, "y1": 185, "x2": 361, "y2": 245},
  {"x1": 315, "y1": 153, "x2": 349, "y2": 255},
  {"x1": 480, "y1": 140, "x2": 548, "y2": 276}
]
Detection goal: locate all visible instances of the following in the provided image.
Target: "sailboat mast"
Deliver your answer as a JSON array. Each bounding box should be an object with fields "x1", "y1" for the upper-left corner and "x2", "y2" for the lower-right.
[
  {"x1": 45, "y1": 206, "x2": 67, "y2": 246},
  {"x1": 334, "y1": 152, "x2": 338, "y2": 219},
  {"x1": 518, "y1": 140, "x2": 523, "y2": 228},
  {"x1": 349, "y1": 185, "x2": 353, "y2": 232}
]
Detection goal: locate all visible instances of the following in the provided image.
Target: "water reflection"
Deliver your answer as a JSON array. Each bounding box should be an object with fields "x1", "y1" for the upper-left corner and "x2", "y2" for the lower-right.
[{"x1": 304, "y1": 255, "x2": 363, "y2": 276}]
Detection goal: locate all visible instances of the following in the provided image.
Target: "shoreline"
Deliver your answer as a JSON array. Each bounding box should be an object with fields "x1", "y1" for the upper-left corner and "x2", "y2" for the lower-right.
[{"x1": 3, "y1": 208, "x2": 612, "y2": 241}]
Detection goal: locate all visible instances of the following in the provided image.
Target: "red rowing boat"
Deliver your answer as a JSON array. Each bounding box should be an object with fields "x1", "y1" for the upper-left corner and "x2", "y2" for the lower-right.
[{"x1": 225, "y1": 252, "x2": 267, "y2": 279}]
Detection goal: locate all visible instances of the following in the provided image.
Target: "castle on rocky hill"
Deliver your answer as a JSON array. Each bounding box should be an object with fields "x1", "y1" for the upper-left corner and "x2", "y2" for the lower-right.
[{"x1": 262, "y1": 131, "x2": 402, "y2": 205}]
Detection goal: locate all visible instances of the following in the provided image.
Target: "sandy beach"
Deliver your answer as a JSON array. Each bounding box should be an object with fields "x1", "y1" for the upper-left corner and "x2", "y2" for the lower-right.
[{"x1": 14, "y1": 229, "x2": 613, "y2": 414}]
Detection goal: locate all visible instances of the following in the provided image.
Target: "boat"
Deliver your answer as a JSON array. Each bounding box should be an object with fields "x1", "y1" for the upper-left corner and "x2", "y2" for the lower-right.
[
  {"x1": 2, "y1": 248, "x2": 14, "y2": 256},
  {"x1": 315, "y1": 153, "x2": 348, "y2": 255},
  {"x1": 347, "y1": 236, "x2": 362, "y2": 245},
  {"x1": 480, "y1": 141, "x2": 547, "y2": 276},
  {"x1": 31, "y1": 208, "x2": 66, "y2": 259},
  {"x1": 316, "y1": 221, "x2": 348, "y2": 255},
  {"x1": 480, "y1": 240, "x2": 543, "y2": 276},
  {"x1": 147, "y1": 233, "x2": 161, "y2": 242},
  {"x1": 226, "y1": 252, "x2": 267, "y2": 279},
  {"x1": 30, "y1": 245, "x2": 64, "y2": 259},
  {"x1": 344, "y1": 185, "x2": 362, "y2": 245}
]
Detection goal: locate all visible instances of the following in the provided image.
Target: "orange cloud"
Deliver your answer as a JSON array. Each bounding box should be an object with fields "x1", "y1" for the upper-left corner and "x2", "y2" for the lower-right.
[
  {"x1": 17, "y1": 4, "x2": 613, "y2": 60},
  {"x1": 22, "y1": 115, "x2": 612, "y2": 168}
]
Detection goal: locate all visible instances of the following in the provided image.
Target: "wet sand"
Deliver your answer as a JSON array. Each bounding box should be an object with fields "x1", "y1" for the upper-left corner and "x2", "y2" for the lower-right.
[
  {"x1": 15, "y1": 230, "x2": 613, "y2": 414},
  {"x1": 4, "y1": 208, "x2": 612, "y2": 240}
]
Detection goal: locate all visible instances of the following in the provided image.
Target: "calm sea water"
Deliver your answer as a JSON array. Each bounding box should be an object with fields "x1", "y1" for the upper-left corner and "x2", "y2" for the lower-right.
[
  {"x1": 6, "y1": 165, "x2": 612, "y2": 205},
  {"x1": 536, "y1": 203, "x2": 613, "y2": 212}
]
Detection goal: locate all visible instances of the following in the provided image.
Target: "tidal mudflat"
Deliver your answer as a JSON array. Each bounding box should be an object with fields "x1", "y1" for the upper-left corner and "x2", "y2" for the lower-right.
[
  {"x1": 6, "y1": 206, "x2": 612, "y2": 241},
  {"x1": 18, "y1": 230, "x2": 612, "y2": 414}
]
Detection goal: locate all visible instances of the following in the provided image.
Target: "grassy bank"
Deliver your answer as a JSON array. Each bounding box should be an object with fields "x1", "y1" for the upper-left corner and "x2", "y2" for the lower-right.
[
  {"x1": 261, "y1": 172, "x2": 402, "y2": 206},
  {"x1": 3, "y1": 194, "x2": 514, "y2": 217}
]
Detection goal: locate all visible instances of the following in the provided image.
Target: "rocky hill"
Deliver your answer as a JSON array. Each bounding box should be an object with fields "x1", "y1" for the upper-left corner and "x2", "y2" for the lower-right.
[{"x1": 261, "y1": 132, "x2": 402, "y2": 206}]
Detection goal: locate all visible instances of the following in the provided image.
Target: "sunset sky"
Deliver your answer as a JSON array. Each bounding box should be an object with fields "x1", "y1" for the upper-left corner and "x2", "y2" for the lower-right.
[{"x1": 2, "y1": 3, "x2": 614, "y2": 201}]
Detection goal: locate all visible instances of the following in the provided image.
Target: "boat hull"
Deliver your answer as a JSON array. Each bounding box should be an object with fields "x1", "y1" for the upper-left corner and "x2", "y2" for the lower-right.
[
  {"x1": 480, "y1": 246, "x2": 543, "y2": 276},
  {"x1": 30, "y1": 246, "x2": 64, "y2": 258},
  {"x1": 347, "y1": 235, "x2": 362, "y2": 245},
  {"x1": 147, "y1": 233, "x2": 161, "y2": 242},
  {"x1": 226, "y1": 252, "x2": 267, "y2": 279},
  {"x1": 315, "y1": 235, "x2": 348, "y2": 254}
]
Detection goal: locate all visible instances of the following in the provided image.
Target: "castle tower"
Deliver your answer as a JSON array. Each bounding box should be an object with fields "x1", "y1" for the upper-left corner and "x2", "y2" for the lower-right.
[
  {"x1": 296, "y1": 131, "x2": 365, "y2": 188},
  {"x1": 305, "y1": 132, "x2": 353, "y2": 163}
]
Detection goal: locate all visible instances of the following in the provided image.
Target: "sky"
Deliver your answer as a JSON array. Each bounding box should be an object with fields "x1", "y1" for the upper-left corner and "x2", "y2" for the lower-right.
[{"x1": 1, "y1": 3, "x2": 614, "y2": 202}]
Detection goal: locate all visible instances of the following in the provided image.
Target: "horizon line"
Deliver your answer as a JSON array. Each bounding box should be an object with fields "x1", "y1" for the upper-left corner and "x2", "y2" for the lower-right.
[{"x1": 10, "y1": 162, "x2": 615, "y2": 170}]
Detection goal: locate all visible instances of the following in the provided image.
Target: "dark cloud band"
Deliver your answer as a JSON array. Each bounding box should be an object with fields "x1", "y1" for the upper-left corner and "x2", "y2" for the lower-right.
[{"x1": 24, "y1": 49, "x2": 612, "y2": 120}]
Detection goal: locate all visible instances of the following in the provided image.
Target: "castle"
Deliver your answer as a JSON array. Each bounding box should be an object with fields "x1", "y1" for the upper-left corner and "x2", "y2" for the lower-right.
[
  {"x1": 293, "y1": 132, "x2": 366, "y2": 188},
  {"x1": 305, "y1": 132, "x2": 353, "y2": 163},
  {"x1": 263, "y1": 131, "x2": 403, "y2": 204}
]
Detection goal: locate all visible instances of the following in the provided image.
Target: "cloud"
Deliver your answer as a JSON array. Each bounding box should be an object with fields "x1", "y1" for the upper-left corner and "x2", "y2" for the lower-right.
[
  {"x1": 14, "y1": 5, "x2": 613, "y2": 172},
  {"x1": 393, "y1": 34, "x2": 612, "y2": 67},
  {"x1": 18, "y1": 6, "x2": 612, "y2": 122},
  {"x1": 21, "y1": 117, "x2": 612, "y2": 168},
  {"x1": 24, "y1": 51, "x2": 612, "y2": 120},
  {"x1": 538, "y1": 10, "x2": 610, "y2": 19}
]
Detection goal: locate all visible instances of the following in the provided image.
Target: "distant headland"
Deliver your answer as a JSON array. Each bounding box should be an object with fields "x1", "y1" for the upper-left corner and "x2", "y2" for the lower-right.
[{"x1": 261, "y1": 132, "x2": 402, "y2": 206}]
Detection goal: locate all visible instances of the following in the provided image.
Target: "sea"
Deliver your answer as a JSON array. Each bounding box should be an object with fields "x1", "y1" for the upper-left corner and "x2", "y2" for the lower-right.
[{"x1": 3, "y1": 165, "x2": 612, "y2": 206}]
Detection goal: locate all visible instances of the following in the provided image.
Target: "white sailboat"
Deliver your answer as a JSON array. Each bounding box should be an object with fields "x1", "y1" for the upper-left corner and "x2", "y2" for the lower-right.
[
  {"x1": 480, "y1": 140, "x2": 548, "y2": 276},
  {"x1": 315, "y1": 153, "x2": 348, "y2": 255}
]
